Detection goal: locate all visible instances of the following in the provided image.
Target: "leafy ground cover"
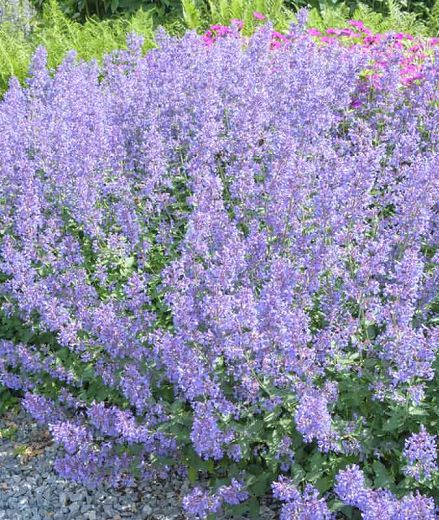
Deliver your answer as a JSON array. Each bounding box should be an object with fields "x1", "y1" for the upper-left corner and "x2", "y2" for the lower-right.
[{"x1": 0, "y1": 11, "x2": 438, "y2": 520}]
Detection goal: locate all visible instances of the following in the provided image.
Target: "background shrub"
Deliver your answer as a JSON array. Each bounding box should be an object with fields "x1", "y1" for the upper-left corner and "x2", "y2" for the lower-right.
[
  {"x1": 28, "y1": 0, "x2": 439, "y2": 34},
  {"x1": 31, "y1": 0, "x2": 181, "y2": 20}
]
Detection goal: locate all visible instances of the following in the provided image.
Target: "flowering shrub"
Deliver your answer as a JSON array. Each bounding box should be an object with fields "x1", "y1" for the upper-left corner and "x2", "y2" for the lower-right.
[{"x1": 0, "y1": 14, "x2": 438, "y2": 519}]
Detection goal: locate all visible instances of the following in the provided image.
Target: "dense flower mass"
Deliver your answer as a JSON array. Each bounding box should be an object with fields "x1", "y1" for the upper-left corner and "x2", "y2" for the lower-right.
[{"x1": 0, "y1": 14, "x2": 438, "y2": 519}]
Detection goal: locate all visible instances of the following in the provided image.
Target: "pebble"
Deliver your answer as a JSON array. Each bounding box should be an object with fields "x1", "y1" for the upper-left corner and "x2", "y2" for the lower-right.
[{"x1": 142, "y1": 505, "x2": 153, "y2": 516}]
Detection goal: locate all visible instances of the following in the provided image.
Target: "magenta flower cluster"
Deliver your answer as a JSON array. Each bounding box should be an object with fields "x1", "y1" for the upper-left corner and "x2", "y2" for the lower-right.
[{"x1": 0, "y1": 14, "x2": 438, "y2": 519}]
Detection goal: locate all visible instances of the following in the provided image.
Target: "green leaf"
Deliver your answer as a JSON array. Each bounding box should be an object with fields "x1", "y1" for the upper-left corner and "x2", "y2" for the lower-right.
[
  {"x1": 382, "y1": 411, "x2": 405, "y2": 432},
  {"x1": 249, "y1": 473, "x2": 271, "y2": 497},
  {"x1": 81, "y1": 364, "x2": 95, "y2": 383},
  {"x1": 373, "y1": 460, "x2": 393, "y2": 488},
  {"x1": 315, "y1": 476, "x2": 332, "y2": 493},
  {"x1": 110, "y1": 0, "x2": 119, "y2": 13},
  {"x1": 290, "y1": 463, "x2": 306, "y2": 484},
  {"x1": 188, "y1": 466, "x2": 198, "y2": 483},
  {"x1": 247, "y1": 497, "x2": 260, "y2": 518}
]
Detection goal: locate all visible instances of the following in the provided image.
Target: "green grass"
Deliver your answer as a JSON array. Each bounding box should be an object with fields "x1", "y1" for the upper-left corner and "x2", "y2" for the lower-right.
[{"x1": 0, "y1": 425, "x2": 18, "y2": 441}]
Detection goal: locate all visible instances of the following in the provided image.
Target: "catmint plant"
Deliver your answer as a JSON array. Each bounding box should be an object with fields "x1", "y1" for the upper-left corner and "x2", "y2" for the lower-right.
[{"x1": 0, "y1": 16, "x2": 438, "y2": 519}]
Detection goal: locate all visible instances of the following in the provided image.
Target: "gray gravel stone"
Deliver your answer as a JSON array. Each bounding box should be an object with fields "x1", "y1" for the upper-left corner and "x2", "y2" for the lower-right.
[
  {"x1": 142, "y1": 505, "x2": 153, "y2": 516},
  {"x1": 69, "y1": 502, "x2": 81, "y2": 514}
]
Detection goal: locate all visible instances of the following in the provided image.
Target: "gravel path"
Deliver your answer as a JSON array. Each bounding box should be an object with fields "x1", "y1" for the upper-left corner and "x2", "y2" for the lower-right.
[{"x1": 0, "y1": 409, "x2": 277, "y2": 520}]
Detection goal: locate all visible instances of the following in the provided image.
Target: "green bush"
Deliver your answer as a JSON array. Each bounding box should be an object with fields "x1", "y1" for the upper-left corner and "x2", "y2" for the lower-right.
[
  {"x1": 307, "y1": 0, "x2": 430, "y2": 35},
  {"x1": 182, "y1": 0, "x2": 438, "y2": 36},
  {"x1": 29, "y1": 0, "x2": 439, "y2": 35},
  {"x1": 32, "y1": 0, "x2": 182, "y2": 20},
  {"x1": 291, "y1": 0, "x2": 436, "y2": 21}
]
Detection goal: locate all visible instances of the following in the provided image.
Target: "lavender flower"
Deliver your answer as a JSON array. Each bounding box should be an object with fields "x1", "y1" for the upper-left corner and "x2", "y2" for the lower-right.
[
  {"x1": 403, "y1": 426, "x2": 438, "y2": 481},
  {"x1": 182, "y1": 487, "x2": 221, "y2": 519},
  {"x1": 216, "y1": 479, "x2": 248, "y2": 505},
  {"x1": 49, "y1": 421, "x2": 92, "y2": 454},
  {"x1": 272, "y1": 480, "x2": 332, "y2": 520}
]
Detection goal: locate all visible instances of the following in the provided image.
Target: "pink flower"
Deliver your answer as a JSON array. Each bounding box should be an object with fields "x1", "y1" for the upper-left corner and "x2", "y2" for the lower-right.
[
  {"x1": 348, "y1": 20, "x2": 365, "y2": 31},
  {"x1": 201, "y1": 30, "x2": 215, "y2": 47},
  {"x1": 364, "y1": 35, "x2": 378, "y2": 45},
  {"x1": 350, "y1": 98, "x2": 362, "y2": 109},
  {"x1": 340, "y1": 28, "x2": 354, "y2": 37},
  {"x1": 394, "y1": 32, "x2": 414, "y2": 41},
  {"x1": 307, "y1": 28, "x2": 321, "y2": 37},
  {"x1": 401, "y1": 64, "x2": 418, "y2": 75},
  {"x1": 326, "y1": 28, "x2": 342, "y2": 36},
  {"x1": 253, "y1": 11, "x2": 266, "y2": 21},
  {"x1": 231, "y1": 19, "x2": 244, "y2": 30},
  {"x1": 401, "y1": 72, "x2": 424, "y2": 85},
  {"x1": 271, "y1": 31, "x2": 287, "y2": 41},
  {"x1": 210, "y1": 24, "x2": 231, "y2": 37}
]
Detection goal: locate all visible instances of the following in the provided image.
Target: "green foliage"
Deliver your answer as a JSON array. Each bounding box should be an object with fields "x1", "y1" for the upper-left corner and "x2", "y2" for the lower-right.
[
  {"x1": 35, "y1": 0, "x2": 155, "y2": 63},
  {"x1": 186, "y1": 0, "x2": 294, "y2": 33},
  {"x1": 32, "y1": 0, "x2": 182, "y2": 21},
  {"x1": 428, "y1": 0, "x2": 439, "y2": 34},
  {"x1": 180, "y1": 0, "x2": 439, "y2": 34},
  {"x1": 205, "y1": 0, "x2": 294, "y2": 34},
  {"x1": 0, "y1": 22, "x2": 31, "y2": 93},
  {"x1": 181, "y1": 0, "x2": 438, "y2": 35},
  {"x1": 30, "y1": 0, "x2": 439, "y2": 25},
  {"x1": 0, "y1": 0, "x2": 156, "y2": 93},
  {"x1": 307, "y1": 0, "x2": 429, "y2": 35},
  {"x1": 0, "y1": 387, "x2": 19, "y2": 414},
  {"x1": 289, "y1": 0, "x2": 436, "y2": 21}
]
